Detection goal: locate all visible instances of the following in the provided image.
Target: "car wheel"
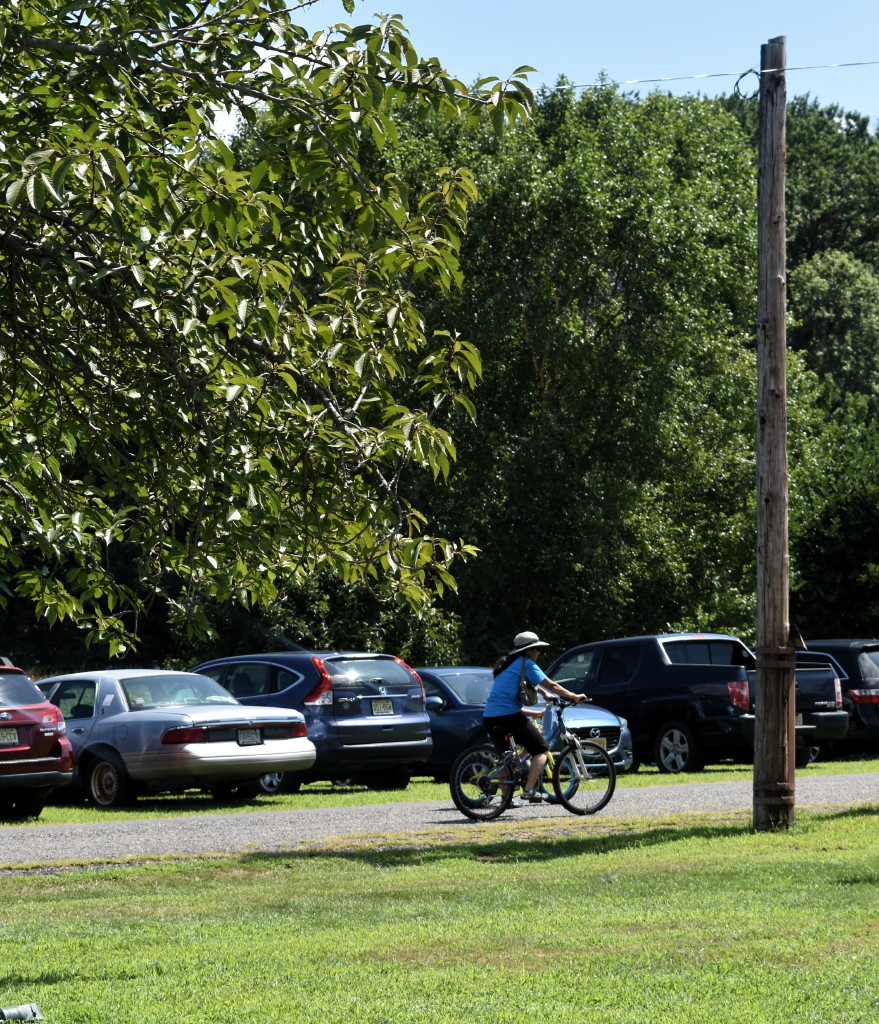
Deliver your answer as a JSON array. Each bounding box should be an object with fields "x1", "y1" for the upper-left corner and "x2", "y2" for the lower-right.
[
  {"x1": 654, "y1": 721, "x2": 704, "y2": 773},
  {"x1": 795, "y1": 744, "x2": 821, "y2": 768},
  {"x1": 0, "y1": 790, "x2": 47, "y2": 820},
  {"x1": 87, "y1": 754, "x2": 134, "y2": 808},
  {"x1": 258, "y1": 772, "x2": 286, "y2": 796}
]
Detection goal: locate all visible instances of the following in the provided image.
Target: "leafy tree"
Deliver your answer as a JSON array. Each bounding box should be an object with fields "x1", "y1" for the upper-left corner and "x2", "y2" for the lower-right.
[
  {"x1": 721, "y1": 94, "x2": 879, "y2": 271},
  {"x1": 0, "y1": 0, "x2": 532, "y2": 651},
  {"x1": 386, "y1": 87, "x2": 761, "y2": 658},
  {"x1": 722, "y1": 92, "x2": 879, "y2": 643},
  {"x1": 790, "y1": 390, "x2": 879, "y2": 636},
  {"x1": 789, "y1": 249, "x2": 879, "y2": 403}
]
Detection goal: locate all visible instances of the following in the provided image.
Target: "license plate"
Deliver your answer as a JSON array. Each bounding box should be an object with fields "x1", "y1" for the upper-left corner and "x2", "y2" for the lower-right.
[
  {"x1": 371, "y1": 699, "x2": 394, "y2": 716},
  {"x1": 0, "y1": 727, "x2": 18, "y2": 746},
  {"x1": 237, "y1": 728, "x2": 262, "y2": 746},
  {"x1": 580, "y1": 736, "x2": 607, "y2": 749}
]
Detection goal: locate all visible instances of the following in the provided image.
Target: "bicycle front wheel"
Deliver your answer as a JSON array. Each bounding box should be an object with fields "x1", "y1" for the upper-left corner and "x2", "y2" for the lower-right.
[
  {"x1": 552, "y1": 741, "x2": 616, "y2": 815},
  {"x1": 449, "y1": 744, "x2": 515, "y2": 821}
]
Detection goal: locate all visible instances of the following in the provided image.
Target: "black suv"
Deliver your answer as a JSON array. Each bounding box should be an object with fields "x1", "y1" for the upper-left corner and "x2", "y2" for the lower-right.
[
  {"x1": 192, "y1": 652, "x2": 431, "y2": 791},
  {"x1": 802, "y1": 640, "x2": 879, "y2": 748}
]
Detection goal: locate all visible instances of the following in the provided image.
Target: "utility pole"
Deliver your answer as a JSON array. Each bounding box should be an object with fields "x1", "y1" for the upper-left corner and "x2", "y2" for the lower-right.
[{"x1": 753, "y1": 36, "x2": 795, "y2": 831}]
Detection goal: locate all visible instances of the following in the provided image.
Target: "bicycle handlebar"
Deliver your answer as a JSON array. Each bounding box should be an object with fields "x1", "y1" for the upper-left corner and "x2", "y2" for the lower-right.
[{"x1": 545, "y1": 695, "x2": 591, "y2": 708}]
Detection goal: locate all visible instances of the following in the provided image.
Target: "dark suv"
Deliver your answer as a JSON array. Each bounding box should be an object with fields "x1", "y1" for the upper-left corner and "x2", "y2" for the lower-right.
[
  {"x1": 1, "y1": 659, "x2": 73, "y2": 819},
  {"x1": 802, "y1": 640, "x2": 879, "y2": 749},
  {"x1": 192, "y1": 652, "x2": 431, "y2": 791}
]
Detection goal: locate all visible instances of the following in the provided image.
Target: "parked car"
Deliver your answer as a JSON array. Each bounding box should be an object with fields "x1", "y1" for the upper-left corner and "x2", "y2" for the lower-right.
[
  {"x1": 801, "y1": 640, "x2": 879, "y2": 750},
  {"x1": 37, "y1": 669, "x2": 316, "y2": 807},
  {"x1": 546, "y1": 633, "x2": 847, "y2": 772},
  {"x1": 416, "y1": 665, "x2": 634, "y2": 780},
  {"x1": 1, "y1": 658, "x2": 73, "y2": 819},
  {"x1": 191, "y1": 652, "x2": 432, "y2": 792}
]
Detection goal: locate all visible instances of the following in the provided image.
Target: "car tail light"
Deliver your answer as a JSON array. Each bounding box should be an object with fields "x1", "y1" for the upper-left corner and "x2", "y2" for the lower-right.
[
  {"x1": 395, "y1": 657, "x2": 425, "y2": 702},
  {"x1": 162, "y1": 726, "x2": 209, "y2": 744},
  {"x1": 279, "y1": 722, "x2": 308, "y2": 738},
  {"x1": 41, "y1": 706, "x2": 67, "y2": 734},
  {"x1": 834, "y1": 677, "x2": 843, "y2": 709},
  {"x1": 850, "y1": 689, "x2": 879, "y2": 704},
  {"x1": 728, "y1": 679, "x2": 750, "y2": 710},
  {"x1": 303, "y1": 658, "x2": 333, "y2": 706}
]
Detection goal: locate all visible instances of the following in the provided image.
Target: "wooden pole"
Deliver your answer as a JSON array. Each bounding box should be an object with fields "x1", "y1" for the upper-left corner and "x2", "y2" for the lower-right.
[{"x1": 753, "y1": 36, "x2": 795, "y2": 831}]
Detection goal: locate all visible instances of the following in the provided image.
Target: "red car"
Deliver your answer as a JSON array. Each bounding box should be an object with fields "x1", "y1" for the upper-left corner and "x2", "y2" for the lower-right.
[{"x1": 0, "y1": 659, "x2": 73, "y2": 819}]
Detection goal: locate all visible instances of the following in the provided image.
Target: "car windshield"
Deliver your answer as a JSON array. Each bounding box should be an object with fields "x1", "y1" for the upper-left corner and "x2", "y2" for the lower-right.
[
  {"x1": 0, "y1": 674, "x2": 44, "y2": 707},
  {"x1": 121, "y1": 673, "x2": 238, "y2": 710},
  {"x1": 435, "y1": 670, "x2": 493, "y2": 704}
]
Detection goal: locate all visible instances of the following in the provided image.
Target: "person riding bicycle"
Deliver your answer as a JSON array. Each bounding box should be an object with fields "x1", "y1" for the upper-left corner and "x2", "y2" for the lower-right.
[{"x1": 483, "y1": 630, "x2": 589, "y2": 803}]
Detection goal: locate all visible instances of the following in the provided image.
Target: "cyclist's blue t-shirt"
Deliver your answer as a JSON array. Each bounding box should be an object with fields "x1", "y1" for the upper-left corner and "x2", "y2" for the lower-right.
[{"x1": 483, "y1": 656, "x2": 547, "y2": 717}]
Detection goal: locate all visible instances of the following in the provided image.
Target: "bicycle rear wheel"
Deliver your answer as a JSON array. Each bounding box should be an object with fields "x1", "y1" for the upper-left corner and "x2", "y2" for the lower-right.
[
  {"x1": 449, "y1": 744, "x2": 516, "y2": 821},
  {"x1": 552, "y1": 741, "x2": 616, "y2": 815}
]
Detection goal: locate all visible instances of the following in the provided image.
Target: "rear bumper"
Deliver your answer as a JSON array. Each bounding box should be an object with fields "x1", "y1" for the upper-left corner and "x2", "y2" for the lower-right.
[
  {"x1": 733, "y1": 711, "x2": 849, "y2": 744},
  {"x1": 312, "y1": 737, "x2": 433, "y2": 773},
  {"x1": 0, "y1": 770, "x2": 73, "y2": 790},
  {"x1": 799, "y1": 710, "x2": 849, "y2": 741},
  {"x1": 125, "y1": 739, "x2": 317, "y2": 784}
]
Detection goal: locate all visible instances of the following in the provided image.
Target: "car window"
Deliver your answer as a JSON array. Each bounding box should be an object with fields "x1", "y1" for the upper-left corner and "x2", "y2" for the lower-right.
[
  {"x1": 663, "y1": 640, "x2": 751, "y2": 666},
  {"x1": 52, "y1": 679, "x2": 98, "y2": 719},
  {"x1": 0, "y1": 674, "x2": 45, "y2": 707},
  {"x1": 422, "y1": 678, "x2": 445, "y2": 702},
  {"x1": 121, "y1": 673, "x2": 237, "y2": 709},
  {"x1": 858, "y1": 650, "x2": 879, "y2": 681},
  {"x1": 325, "y1": 657, "x2": 418, "y2": 695},
  {"x1": 224, "y1": 663, "x2": 275, "y2": 698},
  {"x1": 552, "y1": 651, "x2": 594, "y2": 689},
  {"x1": 277, "y1": 668, "x2": 301, "y2": 692},
  {"x1": 434, "y1": 671, "x2": 493, "y2": 704},
  {"x1": 197, "y1": 664, "x2": 226, "y2": 684},
  {"x1": 596, "y1": 646, "x2": 641, "y2": 685}
]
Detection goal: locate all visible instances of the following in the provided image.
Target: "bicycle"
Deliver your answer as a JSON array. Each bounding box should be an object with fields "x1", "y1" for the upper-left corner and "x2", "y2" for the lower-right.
[{"x1": 449, "y1": 697, "x2": 616, "y2": 821}]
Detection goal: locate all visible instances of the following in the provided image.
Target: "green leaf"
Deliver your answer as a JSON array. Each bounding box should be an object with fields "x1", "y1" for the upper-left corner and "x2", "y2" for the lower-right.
[
  {"x1": 5, "y1": 179, "x2": 26, "y2": 207},
  {"x1": 26, "y1": 175, "x2": 45, "y2": 210}
]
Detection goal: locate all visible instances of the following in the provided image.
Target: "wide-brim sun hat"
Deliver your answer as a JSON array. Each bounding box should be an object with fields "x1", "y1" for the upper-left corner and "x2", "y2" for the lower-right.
[{"x1": 509, "y1": 630, "x2": 550, "y2": 655}]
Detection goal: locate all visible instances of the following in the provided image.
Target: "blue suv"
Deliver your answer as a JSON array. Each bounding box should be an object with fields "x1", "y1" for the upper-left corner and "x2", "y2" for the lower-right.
[{"x1": 192, "y1": 651, "x2": 431, "y2": 792}]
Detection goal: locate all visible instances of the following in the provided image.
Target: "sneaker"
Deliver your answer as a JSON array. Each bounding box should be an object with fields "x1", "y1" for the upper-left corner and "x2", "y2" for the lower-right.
[
  {"x1": 522, "y1": 788, "x2": 549, "y2": 803},
  {"x1": 507, "y1": 797, "x2": 523, "y2": 808}
]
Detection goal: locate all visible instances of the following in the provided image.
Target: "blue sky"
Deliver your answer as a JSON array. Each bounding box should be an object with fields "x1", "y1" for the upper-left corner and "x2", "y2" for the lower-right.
[{"x1": 296, "y1": 0, "x2": 879, "y2": 127}]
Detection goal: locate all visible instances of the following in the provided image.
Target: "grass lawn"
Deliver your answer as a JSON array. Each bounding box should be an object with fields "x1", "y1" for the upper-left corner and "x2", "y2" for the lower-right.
[{"x1": 2, "y1": 806, "x2": 879, "y2": 1023}]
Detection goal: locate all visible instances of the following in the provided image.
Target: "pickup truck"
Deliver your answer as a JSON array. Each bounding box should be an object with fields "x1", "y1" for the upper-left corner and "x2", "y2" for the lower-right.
[
  {"x1": 546, "y1": 633, "x2": 848, "y2": 773},
  {"x1": 798, "y1": 639, "x2": 879, "y2": 748}
]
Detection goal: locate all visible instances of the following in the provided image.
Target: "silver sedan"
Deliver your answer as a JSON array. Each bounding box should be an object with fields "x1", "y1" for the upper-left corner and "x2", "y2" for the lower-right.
[{"x1": 37, "y1": 669, "x2": 316, "y2": 808}]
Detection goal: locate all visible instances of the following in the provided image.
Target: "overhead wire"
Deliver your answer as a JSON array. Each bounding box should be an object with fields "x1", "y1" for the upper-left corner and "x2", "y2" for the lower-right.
[{"x1": 563, "y1": 59, "x2": 879, "y2": 92}]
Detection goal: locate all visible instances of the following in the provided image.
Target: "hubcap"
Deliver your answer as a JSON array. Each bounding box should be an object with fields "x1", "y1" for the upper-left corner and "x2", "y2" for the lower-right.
[
  {"x1": 660, "y1": 730, "x2": 688, "y2": 772},
  {"x1": 260, "y1": 773, "x2": 283, "y2": 795},
  {"x1": 92, "y1": 763, "x2": 119, "y2": 805}
]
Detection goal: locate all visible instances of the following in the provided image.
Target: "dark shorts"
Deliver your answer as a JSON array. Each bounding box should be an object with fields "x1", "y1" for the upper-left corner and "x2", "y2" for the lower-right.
[{"x1": 483, "y1": 712, "x2": 549, "y2": 757}]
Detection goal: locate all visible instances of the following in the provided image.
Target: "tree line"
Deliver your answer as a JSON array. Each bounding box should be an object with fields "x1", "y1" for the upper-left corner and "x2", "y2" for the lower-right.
[{"x1": 2, "y1": 1, "x2": 878, "y2": 672}]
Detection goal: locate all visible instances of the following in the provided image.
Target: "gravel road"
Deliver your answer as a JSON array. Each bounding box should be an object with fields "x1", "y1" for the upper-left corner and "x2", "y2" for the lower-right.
[{"x1": 2, "y1": 772, "x2": 877, "y2": 869}]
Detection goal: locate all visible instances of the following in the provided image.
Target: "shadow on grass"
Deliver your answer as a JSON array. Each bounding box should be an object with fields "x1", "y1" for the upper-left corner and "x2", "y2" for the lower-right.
[{"x1": 236, "y1": 804, "x2": 879, "y2": 870}]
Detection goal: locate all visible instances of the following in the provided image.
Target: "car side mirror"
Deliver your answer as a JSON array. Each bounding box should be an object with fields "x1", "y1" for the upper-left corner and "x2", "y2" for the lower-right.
[{"x1": 425, "y1": 696, "x2": 446, "y2": 713}]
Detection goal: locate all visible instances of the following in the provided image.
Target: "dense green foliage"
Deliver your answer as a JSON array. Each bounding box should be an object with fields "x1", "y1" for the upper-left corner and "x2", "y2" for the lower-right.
[
  {"x1": 0, "y1": 0, "x2": 532, "y2": 654},
  {"x1": 3, "y1": 1, "x2": 879, "y2": 666},
  {"x1": 386, "y1": 87, "x2": 760, "y2": 657}
]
